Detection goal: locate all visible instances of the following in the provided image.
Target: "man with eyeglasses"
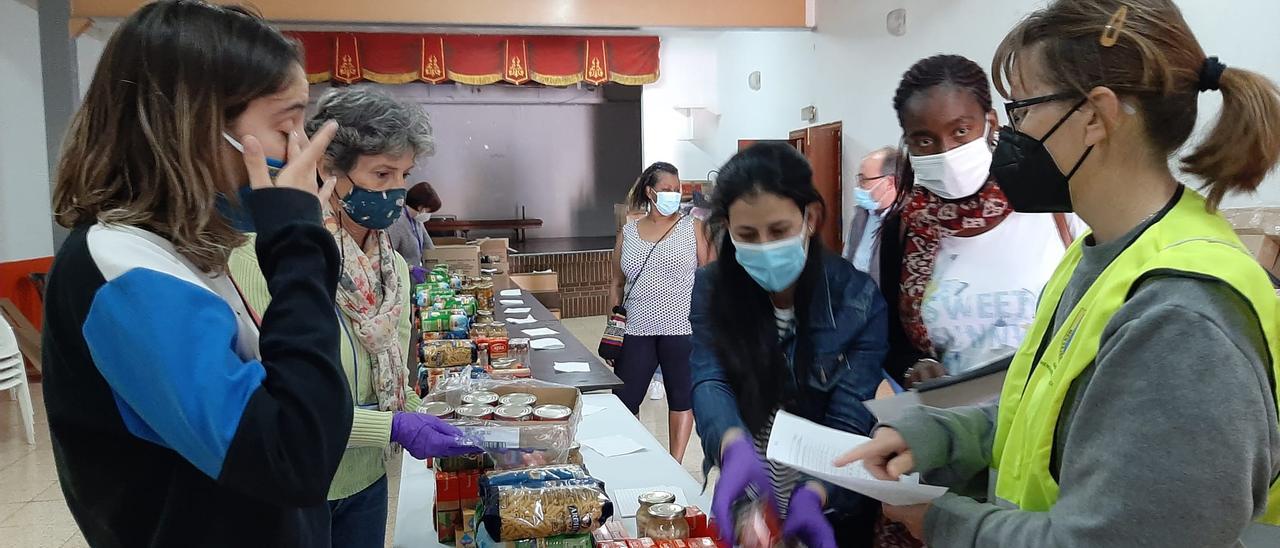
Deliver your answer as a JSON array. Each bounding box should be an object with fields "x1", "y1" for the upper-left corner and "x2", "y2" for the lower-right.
[{"x1": 842, "y1": 147, "x2": 902, "y2": 284}]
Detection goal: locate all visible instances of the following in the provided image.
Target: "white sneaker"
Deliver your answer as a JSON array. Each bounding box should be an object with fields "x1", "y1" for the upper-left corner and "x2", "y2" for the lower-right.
[{"x1": 647, "y1": 380, "x2": 665, "y2": 400}]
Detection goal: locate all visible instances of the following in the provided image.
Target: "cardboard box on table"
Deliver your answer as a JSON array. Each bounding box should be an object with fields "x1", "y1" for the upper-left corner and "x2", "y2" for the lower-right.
[
  {"x1": 475, "y1": 237, "x2": 511, "y2": 287},
  {"x1": 426, "y1": 378, "x2": 583, "y2": 464},
  {"x1": 1222, "y1": 206, "x2": 1280, "y2": 278},
  {"x1": 426, "y1": 245, "x2": 481, "y2": 277}
]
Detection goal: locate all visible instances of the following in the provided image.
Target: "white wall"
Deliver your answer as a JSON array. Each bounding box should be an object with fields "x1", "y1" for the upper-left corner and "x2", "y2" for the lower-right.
[
  {"x1": 642, "y1": 30, "x2": 816, "y2": 182},
  {"x1": 0, "y1": 0, "x2": 53, "y2": 262}
]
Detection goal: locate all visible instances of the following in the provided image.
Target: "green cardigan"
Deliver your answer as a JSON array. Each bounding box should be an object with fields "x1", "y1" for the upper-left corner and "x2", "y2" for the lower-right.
[{"x1": 230, "y1": 234, "x2": 422, "y2": 500}]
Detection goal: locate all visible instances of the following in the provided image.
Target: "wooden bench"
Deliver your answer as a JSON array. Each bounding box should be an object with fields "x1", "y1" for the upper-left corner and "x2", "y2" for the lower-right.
[{"x1": 426, "y1": 218, "x2": 543, "y2": 242}]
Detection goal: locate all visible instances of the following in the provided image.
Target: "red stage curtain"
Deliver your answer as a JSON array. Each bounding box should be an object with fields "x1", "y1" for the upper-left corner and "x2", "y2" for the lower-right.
[{"x1": 284, "y1": 32, "x2": 659, "y2": 86}]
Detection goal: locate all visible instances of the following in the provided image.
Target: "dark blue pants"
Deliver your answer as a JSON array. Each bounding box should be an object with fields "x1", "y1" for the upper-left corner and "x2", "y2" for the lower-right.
[
  {"x1": 328, "y1": 475, "x2": 389, "y2": 548},
  {"x1": 612, "y1": 334, "x2": 693, "y2": 414}
]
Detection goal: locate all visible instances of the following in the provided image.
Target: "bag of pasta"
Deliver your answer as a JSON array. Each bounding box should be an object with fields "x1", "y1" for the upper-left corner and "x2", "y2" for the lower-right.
[{"x1": 480, "y1": 478, "x2": 612, "y2": 541}]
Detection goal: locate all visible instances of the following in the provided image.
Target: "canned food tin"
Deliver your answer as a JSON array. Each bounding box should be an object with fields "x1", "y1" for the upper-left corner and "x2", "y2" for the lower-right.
[
  {"x1": 494, "y1": 404, "x2": 532, "y2": 421},
  {"x1": 418, "y1": 401, "x2": 454, "y2": 419},
  {"x1": 499, "y1": 393, "x2": 537, "y2": 406},
  {"x1": 455, "y1": 404, "x2": 494, "y2": 420},
  {"x1": 532, "y1": 404, "x2": 572, "y2": 421},
  {"x1": 461, "y1": 391, "x2": 500, "y2": 406}
]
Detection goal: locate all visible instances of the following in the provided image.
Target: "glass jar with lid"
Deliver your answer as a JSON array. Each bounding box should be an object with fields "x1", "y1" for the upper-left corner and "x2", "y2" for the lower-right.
[
  {"x1": 635, "y1": 491, "x2": 676, "y2": 536},
  {"x1": 643, "y1": 503, "x2": 689, "y2": 540}
]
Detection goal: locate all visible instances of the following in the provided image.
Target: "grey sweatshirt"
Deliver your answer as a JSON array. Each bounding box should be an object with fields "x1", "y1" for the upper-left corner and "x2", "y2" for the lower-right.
[
  {"x1": 386, "y1": 210, "x2": 432, "y2": 268},
  {"x1": 887, "y1": 212, "x2": 1280, "y2": 547}
]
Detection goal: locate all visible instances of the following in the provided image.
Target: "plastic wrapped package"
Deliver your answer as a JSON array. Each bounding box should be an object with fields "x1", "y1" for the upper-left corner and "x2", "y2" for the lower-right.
[
  {"x1": 480, "y1": 464, "x2": 592, "y2": 490},
  {"x1": 421, "y1": 340, "x2": 478, "y2": 368},
  {"x1": 481, "y1": 478, "x2": 613, "y2": 541},
  {"x1": 1222, "y1": 206, "x2": 1280, "y2": 236},
  {"x1": 427, "y1": 377, "x2": 584, "y2": 468}
]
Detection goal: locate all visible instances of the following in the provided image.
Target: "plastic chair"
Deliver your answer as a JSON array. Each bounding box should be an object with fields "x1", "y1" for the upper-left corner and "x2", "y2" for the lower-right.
[{"x1": 0, "y1": 319, "x2": 35, "y2": 445}]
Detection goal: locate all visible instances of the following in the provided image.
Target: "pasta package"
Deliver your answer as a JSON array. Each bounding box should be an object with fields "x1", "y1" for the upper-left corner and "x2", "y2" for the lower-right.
[
  {"x1": 480, "y1": 464, "x2": 591, "y2": 490},
  {"x1": 421, "y1": 340, "x2": 478, "y2": 368},
  {"x1": 482, "y1": 479, "x2": 613, "y2": 541}
]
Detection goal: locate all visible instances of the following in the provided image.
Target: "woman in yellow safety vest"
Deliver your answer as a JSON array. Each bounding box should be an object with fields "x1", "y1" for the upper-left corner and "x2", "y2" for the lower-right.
[{"x1": 838, "y1": 1, "x2": 1280, "y2": 546}]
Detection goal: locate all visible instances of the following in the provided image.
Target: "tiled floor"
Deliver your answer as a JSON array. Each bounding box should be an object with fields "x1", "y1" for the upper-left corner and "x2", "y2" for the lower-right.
[{"x1": 0, "y1": 316, "x2": 707, "y2": 547}]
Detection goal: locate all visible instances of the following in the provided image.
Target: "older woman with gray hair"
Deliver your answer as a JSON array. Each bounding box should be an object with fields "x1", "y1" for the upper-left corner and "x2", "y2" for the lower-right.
[{"x1": 228, "y1": 87, "x2": 477, "y2": 548}]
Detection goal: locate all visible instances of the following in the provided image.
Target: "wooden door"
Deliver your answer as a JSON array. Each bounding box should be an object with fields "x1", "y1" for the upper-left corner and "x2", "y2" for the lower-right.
[
  {"x1": 791, "y1": 122, "x2": 843, "y2": 252},
  {"x1": 737, "y1": 139, "x2": 796, "y2": 151}
]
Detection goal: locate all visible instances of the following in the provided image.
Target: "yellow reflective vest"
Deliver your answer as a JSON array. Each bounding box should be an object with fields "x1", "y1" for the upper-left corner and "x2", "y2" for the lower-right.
[{"x1": 991, "y1": 188, "x2": 1280, "y2": 524}]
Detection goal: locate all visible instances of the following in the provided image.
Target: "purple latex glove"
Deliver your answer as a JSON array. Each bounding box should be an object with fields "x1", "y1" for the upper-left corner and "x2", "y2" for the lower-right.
[
  {"x1": 782, "y1": 484, "x2": 837, "y2": 548},
  {"x1": 390, "y1": 412, "x2": 480, "y2": 459},
  {"x1": 711, "y1": 435, "x2": 774, "y2": 546},
  {"x1": 409, "y1": 265, "x2": 428, "y2": 285}
]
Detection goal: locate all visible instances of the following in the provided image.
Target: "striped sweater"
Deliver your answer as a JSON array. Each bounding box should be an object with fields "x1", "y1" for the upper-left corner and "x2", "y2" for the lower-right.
[{"x1": 230, "y1": 232, "x2": 421, "y2": 501}]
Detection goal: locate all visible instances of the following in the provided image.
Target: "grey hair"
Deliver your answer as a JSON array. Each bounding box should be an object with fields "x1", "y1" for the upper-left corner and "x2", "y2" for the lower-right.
[
  {"x1": 865, "y1": 146, "x2": 902, "y2": 180},
  {"x1": 305, "y1": 88, "x2": 435, "y2": 173}
]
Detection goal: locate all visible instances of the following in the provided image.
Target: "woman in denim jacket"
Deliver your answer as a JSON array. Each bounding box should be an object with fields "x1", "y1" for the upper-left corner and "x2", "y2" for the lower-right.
[{"x1": 691, "y1": 143, "x2": 889, "y2": 548}]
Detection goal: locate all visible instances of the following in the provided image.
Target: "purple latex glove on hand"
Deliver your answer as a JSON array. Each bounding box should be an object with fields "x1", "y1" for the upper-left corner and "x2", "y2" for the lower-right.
[
  {"x1": 782, "y1": 485, "x2": 836, "y2": 548},
  {"x1": 390, "y1": 412, "x2": 479, "y2": 459},
  {"x1": 711, "y1": 435, "x2": 774, "y2": 546},
  {"x1": 409, "y1": 266, "x2": 428, "y2": 285}
]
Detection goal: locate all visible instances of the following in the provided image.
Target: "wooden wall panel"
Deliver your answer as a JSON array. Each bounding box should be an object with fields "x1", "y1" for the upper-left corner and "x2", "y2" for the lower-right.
[{"x1": 510, "y1": 251, "x2": 613, "y2": 318}]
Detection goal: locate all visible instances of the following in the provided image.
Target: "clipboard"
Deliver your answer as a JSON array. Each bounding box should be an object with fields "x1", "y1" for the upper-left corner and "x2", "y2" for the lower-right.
[{"x1": 864, "y1": 353, "x2": 1014, "y2": 422}]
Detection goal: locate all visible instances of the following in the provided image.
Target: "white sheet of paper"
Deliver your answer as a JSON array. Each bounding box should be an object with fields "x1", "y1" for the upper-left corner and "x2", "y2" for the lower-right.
[
  {"x1": 523, "y1": 327, "x2": 560, "y2": 337},
  {"x1": 500, "y1": 299, "x2": 525, "y2": 306},
  {"x1": 581, "y1": 404, "x2": 607, "y2": 416},
  {"x1": 530, "y1": 338, "x2": 565, "y2": 350},
  {"x1": 580, "y1": 435, "x2": 646, "y2": 457},
  {"x1": 505, "y1": 315, "x2": 537, "y2": 325},
  {"x1": 613, "y1": 486, "x2": 689, "y2": 517},
  {"x1": 765, "y1": 410, "x2": 948, "y2": 506},
  {"x1": 553, "y1": 362, "x2": 591, "y2": 373},
  {"x1": 504, "y1": 307, "x2": 532, "y2": 314},
  {"x1": 499, "y1": 289, "x2": 522, "y2": 297}
]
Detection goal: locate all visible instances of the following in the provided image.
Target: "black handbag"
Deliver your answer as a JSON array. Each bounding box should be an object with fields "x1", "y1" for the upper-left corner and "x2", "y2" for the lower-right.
[{"x1": 598, "y1": 217, "x2": 683, "y2": 361}]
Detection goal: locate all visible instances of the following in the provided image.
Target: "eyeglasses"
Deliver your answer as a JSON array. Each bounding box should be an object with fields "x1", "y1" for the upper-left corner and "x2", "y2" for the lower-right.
[
  {"x1": 1004, "y1": 92, "x2": 1078, "y2": 129},
  {"x1": 856, "y1": 174, "x2": 892, "y2": 187}
]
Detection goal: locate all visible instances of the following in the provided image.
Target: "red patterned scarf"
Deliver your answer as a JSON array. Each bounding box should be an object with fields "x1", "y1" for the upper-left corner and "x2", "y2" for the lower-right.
[{"x1": 899, "y1": 182, "x2": 1013, "y2": 355}]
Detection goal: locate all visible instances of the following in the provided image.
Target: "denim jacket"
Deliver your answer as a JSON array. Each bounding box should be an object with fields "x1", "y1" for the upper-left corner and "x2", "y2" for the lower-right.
[{"x1": 690, "y1": 252, "x2": 889, "y2": 515}]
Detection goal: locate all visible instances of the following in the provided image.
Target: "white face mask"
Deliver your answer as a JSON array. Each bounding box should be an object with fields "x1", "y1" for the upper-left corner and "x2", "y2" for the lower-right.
[
  {"x1": 413, "y1": 210, "x2": 432, "y2": 223},
  {"x1": 908, "y1": 132, "x2": 993, "y2": 200}
]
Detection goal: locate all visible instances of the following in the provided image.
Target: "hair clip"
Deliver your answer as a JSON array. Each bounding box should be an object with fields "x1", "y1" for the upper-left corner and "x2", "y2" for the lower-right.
[{"x1": 1100, "y1": 5, "x2": 1129, "y2": 47}]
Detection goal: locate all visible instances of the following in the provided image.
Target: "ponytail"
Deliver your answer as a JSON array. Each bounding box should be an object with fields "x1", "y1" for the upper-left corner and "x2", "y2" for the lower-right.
[
  {"x1": 626, "y1": 162, "x2": 679, "y2": 212},
  {"x1": 1182, "y1": 67, "x2": 1280, "y2": 209}
]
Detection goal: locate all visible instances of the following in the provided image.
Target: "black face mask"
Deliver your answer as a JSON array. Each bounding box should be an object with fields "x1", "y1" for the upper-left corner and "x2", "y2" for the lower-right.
[{"x1": 991, "y1": 99, "x2": 1093, "y2": 213}]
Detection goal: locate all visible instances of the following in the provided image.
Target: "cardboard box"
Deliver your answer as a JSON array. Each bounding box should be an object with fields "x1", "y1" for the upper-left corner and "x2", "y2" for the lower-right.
[
  {"x1": 460, "y1": 470, "x2": 481, "y2": 509},
  {"x1": 476, "y1": 237, "x2": 511, "y2": 287},
  {"x1": 1239, "y1": 233, "x2": 1280, "y2": 277},
  {"x1": 426, "y1": 245, "x2": 481, "y2": 277},
  {"x1": 510, "y1": 271, "x2": 559, "y2": 293}
]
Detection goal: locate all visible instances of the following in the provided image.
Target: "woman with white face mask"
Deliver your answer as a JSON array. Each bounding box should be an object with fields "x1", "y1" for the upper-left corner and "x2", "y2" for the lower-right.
[
  {"x1": 388, "y1": 181, "x2": 441, "y2": 280},
  {"x1": 609, "y1": 162, "x2": 710, "y2": 463},
  {"x1": 878, "y1": 55, "x2": 1080, "y2": 386},
  {"x1": 690, "y1": 143, "x2": 890, "y2": 548}
]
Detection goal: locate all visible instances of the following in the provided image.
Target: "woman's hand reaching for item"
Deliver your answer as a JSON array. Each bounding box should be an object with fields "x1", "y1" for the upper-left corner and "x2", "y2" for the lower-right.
[
  {"x1": 712, "y1": 431, "x2": 773, "y2": 546},
  {"x1": 904, "y1": 358, "x2": 946, "y2": 388},
  {"x1": 390, "y1": 412, "x2": 480, "y2": 460},
  {"x1": 781, "y1": 483, "x2": 837, "y2": 548},
  {"x1": 239, "y1": 120, "x2": 340, "y2": 202},
  {"x1": 832, "y1": 427, "x2": 914, "y2": 481}
]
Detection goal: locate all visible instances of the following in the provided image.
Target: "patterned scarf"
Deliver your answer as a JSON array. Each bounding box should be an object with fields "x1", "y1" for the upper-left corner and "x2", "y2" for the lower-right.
[
  {"x1": 332, "y1": 226, "x2": 406, "y2": 455},
  {"x1": 898, "y1": 182, "x2": 1013, "y2": 355}
]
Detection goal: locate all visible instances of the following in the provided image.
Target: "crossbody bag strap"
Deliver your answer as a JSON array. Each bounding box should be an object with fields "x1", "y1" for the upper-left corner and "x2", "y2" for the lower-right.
[
  {"x1": 620, "y1": 215, "x2": 685, "y2": 309},
  {"x1": 1053, "y1": 213, "x2": 1074, "y2": 249}
]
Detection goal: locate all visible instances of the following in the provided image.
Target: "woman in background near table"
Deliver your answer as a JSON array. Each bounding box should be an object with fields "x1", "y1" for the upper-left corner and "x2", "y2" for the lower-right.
[
  {"x1": 878, "y1": 54, "x2": 1079, "y2": 387},
  {"x1": 41, "y1": 2, "x2": 351, "y2": 544},
  {"x1": 389, "y1": 181, "x2": 442, "y2": 280},
  {"x1": 609, "y1": 161, "x2": 710, "y2": 464},
  {"x1": 691, "y1": 143, "x2": 889, "y2": 548},
  {"x1": 841, "y1": 1, "x2": 1280, "y2": 545},
  {"x1": 230, "y1": 88, "x2": 477, "y2": 548}
]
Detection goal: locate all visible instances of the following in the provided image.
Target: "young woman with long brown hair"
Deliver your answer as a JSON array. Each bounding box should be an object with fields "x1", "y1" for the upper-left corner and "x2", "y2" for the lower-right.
[
  {"x1": 841, "y1": 1, "x2": 1280, "y2": 546},
  {"x1": 41, "y1": 1, "x2": 353, "y2": 545}
]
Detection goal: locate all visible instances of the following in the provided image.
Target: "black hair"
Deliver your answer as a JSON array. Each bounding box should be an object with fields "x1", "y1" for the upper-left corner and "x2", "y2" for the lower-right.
[
  {"x1": 626, "y1": 162, "x2": 679, "y2": 212},
  {"x1": 889, "y1": 54, "x2": 995, "y2": 210},
  {"x1": 705, "y1": 142, "x2": 826, "y2": 434}
]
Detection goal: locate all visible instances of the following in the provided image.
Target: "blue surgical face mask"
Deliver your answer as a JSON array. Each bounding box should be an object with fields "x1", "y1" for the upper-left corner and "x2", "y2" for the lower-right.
[
  {"x1": 654, "y1": 191, "x2": 682, "y2": 216},
  {"x1": 732, "y1": 225, "x2": 810, "y2": 293},
  {"x1": 341, "y1": 175, "x2": 407, "y2": 230},
  {"x1": 853, "y1": 187, "x2": 882, "y2": 211},
  {"x1": 222, "y1": 132, "x2": 285, "y2": 179}
]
